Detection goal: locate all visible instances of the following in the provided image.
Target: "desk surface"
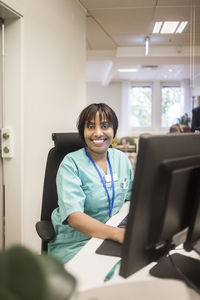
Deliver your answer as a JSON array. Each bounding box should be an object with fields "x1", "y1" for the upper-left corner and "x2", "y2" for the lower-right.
[
  {"x1": 114, "y1": 145, "x2": 136, "y2": 152},
  {"x1": 65, "y1": 202, "x2": 200, "y2": 300},
  {"x1": 66, "y1": 202, "x2": 130, "y2": 291}
]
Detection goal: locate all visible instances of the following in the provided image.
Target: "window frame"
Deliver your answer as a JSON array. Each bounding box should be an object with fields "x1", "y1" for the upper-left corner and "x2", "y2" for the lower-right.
[{"x1": 128, "y1": 81, "x2": 184, "y2": 133}]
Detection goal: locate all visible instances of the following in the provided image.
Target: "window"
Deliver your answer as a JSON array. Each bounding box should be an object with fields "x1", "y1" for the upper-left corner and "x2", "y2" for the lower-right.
[
  {"x1": 127, "y1": 83, "x2": 187, "y2": 133},
  {"x1": 129, "y1": 86, "x2": 152, "y2": 128},
  {"x1": 161, "y1": 86, "x2": 182, "y2": 128}
]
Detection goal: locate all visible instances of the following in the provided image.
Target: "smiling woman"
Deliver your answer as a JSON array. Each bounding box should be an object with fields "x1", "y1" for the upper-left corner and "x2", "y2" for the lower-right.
[
  {"x1": 48, "y1": 103, "x2": 133, "y2": 264},
  {"x1": 78, "y1": 103, "x2": 118, "y2": 171}
]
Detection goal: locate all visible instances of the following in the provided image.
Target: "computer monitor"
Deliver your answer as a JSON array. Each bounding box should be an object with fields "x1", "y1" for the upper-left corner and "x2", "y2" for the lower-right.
[
  {"x1": 120, "y1": 133, "x2": 200, "y2": 280},
  {"x1": 184, "y1": 165, "x2": 200, "y2": 254}
]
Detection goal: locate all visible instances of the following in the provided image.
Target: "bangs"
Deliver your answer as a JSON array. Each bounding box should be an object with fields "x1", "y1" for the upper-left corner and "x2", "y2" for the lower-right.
[{"x1": 86, "y1": 106, "x2": 113, "y2": 124}]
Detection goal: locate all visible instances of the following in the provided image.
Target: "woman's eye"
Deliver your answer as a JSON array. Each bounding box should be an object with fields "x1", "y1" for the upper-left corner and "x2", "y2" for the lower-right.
[
  {"x1": 88, "y1": 124, "x2": 95, "y2": 129},
  {"x1": 101, "y1": 122, "x2": 110, "y2": 129}
]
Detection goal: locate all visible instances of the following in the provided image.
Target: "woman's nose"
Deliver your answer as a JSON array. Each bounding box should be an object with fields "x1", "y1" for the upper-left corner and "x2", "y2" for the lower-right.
[{"x1": 93, "y1": 125, "x2": 102, "y2": 136}]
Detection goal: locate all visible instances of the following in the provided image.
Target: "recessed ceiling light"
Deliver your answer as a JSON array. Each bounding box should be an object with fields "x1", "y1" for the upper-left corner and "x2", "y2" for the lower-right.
[
  {"x1": 176, "y1": 21, "x2": 188, "y2": 33},
  {"x1": 168, "y1": 69, "x2": 173, "y2": 72},
  {"x1": 153, "y1": 22, "x2": 163, "y2": 34},
  {"x1": 118, "y1": 68, "x2": 138, "y2": 73},
  {"x1": 145, "y1": 36, "x2": 149, "y2": 56},
  {"x1": 160, "y1": 21, "x2": 179, "y2": 34}
]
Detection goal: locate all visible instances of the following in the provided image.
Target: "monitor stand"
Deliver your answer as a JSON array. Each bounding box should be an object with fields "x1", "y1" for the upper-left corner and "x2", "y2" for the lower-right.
[
  {"x1": 149, "y1": 253, "x2": 200, "y2": 294},
  {"x1": 192, "y1": 240, "x2": 200, "y2": 255}
]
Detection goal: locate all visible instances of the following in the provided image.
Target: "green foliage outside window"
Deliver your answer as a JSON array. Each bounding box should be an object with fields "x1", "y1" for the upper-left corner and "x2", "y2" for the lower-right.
[
  {"x1": 130, "y1": 87, "x2": 152, "y2": 127},
  {"x1": 161, "y1": 87, "x2": 182, "y2": 128}
]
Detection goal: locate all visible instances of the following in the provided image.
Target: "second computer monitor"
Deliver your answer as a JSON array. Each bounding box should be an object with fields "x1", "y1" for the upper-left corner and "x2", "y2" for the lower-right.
[{"x1": 120, "y1": 133, "x2": 200, "y2": 278}]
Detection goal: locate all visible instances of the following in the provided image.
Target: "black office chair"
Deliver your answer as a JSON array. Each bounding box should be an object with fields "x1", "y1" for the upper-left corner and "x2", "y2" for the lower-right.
[{"x1": 35, "y1": 132, "x2": 84, "y2": 253}]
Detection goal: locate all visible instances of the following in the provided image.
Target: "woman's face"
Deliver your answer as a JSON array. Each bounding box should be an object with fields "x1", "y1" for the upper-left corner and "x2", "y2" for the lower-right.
[{"x1": 84, "y1": 111, "x2": 114, "y2": 157}]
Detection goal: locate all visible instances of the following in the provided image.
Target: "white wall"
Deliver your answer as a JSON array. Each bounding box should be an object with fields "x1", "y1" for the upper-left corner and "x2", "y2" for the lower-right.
[
  {"x1": 87, "y1": 82, "x2": 122, "y2": 132},
  {"x1": 2, "y1": 0, "x2": 86, "y2": 252}
]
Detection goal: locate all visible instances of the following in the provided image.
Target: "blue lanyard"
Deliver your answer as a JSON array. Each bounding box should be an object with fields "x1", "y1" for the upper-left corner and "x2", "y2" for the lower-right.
[{"x1": 85, "y1": 148, "x2": 115, "y2": 217}]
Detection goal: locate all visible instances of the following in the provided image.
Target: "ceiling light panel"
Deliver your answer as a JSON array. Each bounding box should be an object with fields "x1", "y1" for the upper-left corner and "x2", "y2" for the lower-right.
[
  {"x1": 153, "y1": 22, "x2": 163, "y2": 34},
  {"x1": 160, "y1": 21, "x2": 179, "y2": 34},
  {"x1": 176, "y1": 21, "x2": 188, "y2": 33},
  {"x1": 118, "y1": 68, "x2": 138, "y2": 73}
]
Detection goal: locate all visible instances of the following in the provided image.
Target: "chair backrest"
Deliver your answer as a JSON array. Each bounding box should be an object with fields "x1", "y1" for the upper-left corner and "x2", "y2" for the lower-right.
[{"x1": 41, "y1": 132, "x2": 84, "y2": 223}]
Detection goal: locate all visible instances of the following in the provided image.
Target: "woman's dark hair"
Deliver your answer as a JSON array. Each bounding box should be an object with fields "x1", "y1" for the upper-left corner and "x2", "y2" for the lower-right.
[{"x1": 77, "y1": 103, "x2": 118, "y2": 141}]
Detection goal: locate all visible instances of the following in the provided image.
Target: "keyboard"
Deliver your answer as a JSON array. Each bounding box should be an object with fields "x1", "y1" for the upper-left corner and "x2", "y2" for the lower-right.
[
  {"x1": 95, "y1": 214, "x2": 128, "y2": 257},
  {"x1": 118, "y1": 214, "x2": 128, "y2": 228}
]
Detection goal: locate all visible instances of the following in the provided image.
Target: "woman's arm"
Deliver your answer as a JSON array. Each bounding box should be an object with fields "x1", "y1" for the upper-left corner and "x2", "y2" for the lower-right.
[{"x1": 67, "y1": 212, "x2": 125, "y2": 244}]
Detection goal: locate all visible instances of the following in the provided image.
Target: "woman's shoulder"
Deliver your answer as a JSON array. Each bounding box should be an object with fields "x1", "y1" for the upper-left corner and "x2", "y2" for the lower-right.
[
  {"x1": 67, "y1": 147, "x2": 85, "y2": 157},
  {"x1": 109, "y1": 148, "x2": 133, "y2": 170},
  {"x1": 61, "y1": 148, "x2": 86, "y2": 165},
  {"x1": 108, "y1": 147, "x2": 128, "y2": 160}
]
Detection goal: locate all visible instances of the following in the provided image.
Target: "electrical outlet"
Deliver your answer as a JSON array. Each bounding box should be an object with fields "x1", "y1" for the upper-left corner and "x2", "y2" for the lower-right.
[{"x1": 1, "y1": 128, "x2": 13, "y2": 158}]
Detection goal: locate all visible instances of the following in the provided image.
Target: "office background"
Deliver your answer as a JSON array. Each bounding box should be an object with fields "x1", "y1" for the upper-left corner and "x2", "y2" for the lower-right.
[{"x1": 0, "y1": 0, "x2": 199, "y2": 255}]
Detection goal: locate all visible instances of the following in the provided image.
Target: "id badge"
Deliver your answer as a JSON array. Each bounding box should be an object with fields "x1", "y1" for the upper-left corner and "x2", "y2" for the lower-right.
[{"x1": 105, "y1": 173, "x2": 118, "y2": 182}]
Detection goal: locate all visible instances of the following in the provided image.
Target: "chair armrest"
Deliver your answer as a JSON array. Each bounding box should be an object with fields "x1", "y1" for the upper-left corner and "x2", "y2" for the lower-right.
[{"x1": 35, "y1": 220, "x2": 56, "y2": 242}]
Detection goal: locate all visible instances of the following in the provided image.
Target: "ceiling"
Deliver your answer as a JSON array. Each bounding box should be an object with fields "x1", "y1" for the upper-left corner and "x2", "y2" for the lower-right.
[{"x1": 79, "y1": 0, "x2": 200, "y2": 85}]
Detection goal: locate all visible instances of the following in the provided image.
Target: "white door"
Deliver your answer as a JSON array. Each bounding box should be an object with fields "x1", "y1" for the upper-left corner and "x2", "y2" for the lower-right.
[
  {"x1": 0, "y1": 19, "x2": 3, "y2": 249},
  {"x1": 0, "y1": 5, "x2": 22, "y2": 248}
]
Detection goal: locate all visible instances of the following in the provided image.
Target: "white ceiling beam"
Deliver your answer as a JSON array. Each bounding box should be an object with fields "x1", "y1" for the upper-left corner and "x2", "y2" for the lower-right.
[
  {"x1": 101, "y1": 61, "x2": 114, "y2": 86},
  {"x1": 116, "y1": 46, "x2": 193, "y2": 58},
  {"x1": 87, "y1": 50, "x2": 116, "y2": 59},
  {"x1": 87, "y1": 46, "x2": 200, "y2": 61}
]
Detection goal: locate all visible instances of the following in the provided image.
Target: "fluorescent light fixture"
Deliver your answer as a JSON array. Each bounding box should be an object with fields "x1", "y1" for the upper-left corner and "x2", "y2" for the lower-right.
[
  {"x1": 160, "y1": 21, "x2": 179, "y2": 34},
  {"x1": 145, "y1": 36, "x2": 149, "y2": 56},
  {"x1": 118, "y1": 68, "x2": 138, "y2": 72},
  {"x1": 152, "y1": 21, "x2": 188, "y2": 34},
  {"x1": 153, "y1": 22, "x2": 163, "y2": 34},
  {"x1": 176, "y1": 21, "x2": 188, "y2": 33}
]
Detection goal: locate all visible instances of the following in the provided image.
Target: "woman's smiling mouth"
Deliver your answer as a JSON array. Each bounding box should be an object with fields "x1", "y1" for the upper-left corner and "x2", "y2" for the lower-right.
[{"x1": 92, "y1": 139, "x2": 105, "y2": 145}]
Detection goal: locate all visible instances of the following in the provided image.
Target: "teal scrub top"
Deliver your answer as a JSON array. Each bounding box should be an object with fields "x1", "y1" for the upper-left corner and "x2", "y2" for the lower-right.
[{"x1": 48, "y1": 147, "x2": 133, "y2": 264}]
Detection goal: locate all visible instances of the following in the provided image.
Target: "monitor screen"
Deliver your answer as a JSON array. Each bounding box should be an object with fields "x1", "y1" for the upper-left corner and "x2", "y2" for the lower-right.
[{"x1": 120, "y1": 133, "x2": 200, "y2": 278}]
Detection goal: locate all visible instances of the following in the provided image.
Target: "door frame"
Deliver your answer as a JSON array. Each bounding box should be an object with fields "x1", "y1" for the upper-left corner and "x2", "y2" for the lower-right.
[{"x1": 0, "y1": 1, "x2": 23, "y2": 248}]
